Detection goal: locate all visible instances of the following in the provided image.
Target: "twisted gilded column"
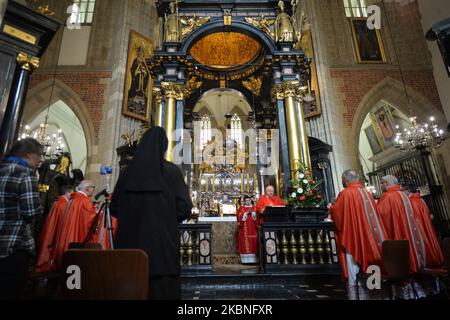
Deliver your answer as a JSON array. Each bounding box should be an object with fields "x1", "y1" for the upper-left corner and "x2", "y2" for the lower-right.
[
  {"x1": 161, "y1": 82, "x2": 183, "y2": 162},
  {"x1": 0, "y1": 52, "x2": 40, "y2": 154},
  {"x1": 272, "y1": 81, "x2": 311, "y2": 172},
  {"x1": 152, "y1": 87, "x2": 163, "y2": 127}
]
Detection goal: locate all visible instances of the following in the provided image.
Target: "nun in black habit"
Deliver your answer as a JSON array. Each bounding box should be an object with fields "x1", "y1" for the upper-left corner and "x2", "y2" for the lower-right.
[{"x1": 110, "y1": 127, "x2": 192, "y2": 300}]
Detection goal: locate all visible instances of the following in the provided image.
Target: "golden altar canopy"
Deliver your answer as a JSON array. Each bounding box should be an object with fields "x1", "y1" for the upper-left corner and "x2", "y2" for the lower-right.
[{"x1": 189, "y1": 32, "x2": 261, "y2": 69}]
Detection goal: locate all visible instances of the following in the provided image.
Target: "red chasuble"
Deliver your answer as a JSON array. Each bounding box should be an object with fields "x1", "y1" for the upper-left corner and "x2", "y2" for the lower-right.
[
  {"x1": 410, "y1": 193, "x2": 444, "y2": 267},
  {"x1": 236, "y1": 205, "x2": 258, "y2": 260},
  {"x1": 35, "y1": 196, "x2": 69, "y2": 273},
  {"x1": 255, "y1": 194, "x2": 285, "y2": 224},
  {"x1": 53, "y1": 192, "x2": 97, "y2": 270},
  {"x1": 329, "y1": 181, "x2": 387, "y2": 280},
  {"x1": 378, "y1": 186, "x2": 427, "y2": 273}
]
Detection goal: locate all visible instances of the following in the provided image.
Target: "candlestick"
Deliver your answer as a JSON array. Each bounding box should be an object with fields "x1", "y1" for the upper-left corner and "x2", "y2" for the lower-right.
[
  {"x1": 205, "y1": 176, "x2": 209, "y2": 193},
  {"x1": 199, "y1": 173, "x2": 202, "y2": 193},
  {"x1": 241, "y1": 173, "x2": 244, "y2": 193},
  {"x1": 212, "y1": 174, "x2": 216, "y2": 193},
  {"x1": 254, "y1": 173, "x2": 257, "y2": 193},
  {"x1": 246, "y1": 173, "x2": 250, "y2": 193}
]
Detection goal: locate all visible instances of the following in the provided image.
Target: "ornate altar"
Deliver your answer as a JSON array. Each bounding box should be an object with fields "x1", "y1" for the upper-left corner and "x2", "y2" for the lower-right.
[{"x1": 190, "y1": 138, "x2": 259, "y2": 219}]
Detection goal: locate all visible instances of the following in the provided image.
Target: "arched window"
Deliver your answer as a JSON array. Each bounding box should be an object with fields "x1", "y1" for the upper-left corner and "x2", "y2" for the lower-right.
[
  {"x1": 343, "y1": 0, "x2": 368, "y2": 18},
  {"x1": 200, "y1": 115, "x2": 211, "y2": 149},
  {"x1": 70, "y1": 0, "x2": 96, "y2": 25},
  {"x1": 230, "y1": 114, "x2": 242, "y2": 148}
]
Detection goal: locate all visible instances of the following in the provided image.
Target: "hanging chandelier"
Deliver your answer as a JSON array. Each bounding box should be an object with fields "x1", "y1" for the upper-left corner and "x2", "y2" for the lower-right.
[
  {"x1": 377, "y1": 1, "x2": 447, "y2": 153},
  {"x1": 19, "y1": 116, "x2": 65, "y2": 158},
  {"x1": 394, "y1": 116, "x2": 445, "y2": 152}
]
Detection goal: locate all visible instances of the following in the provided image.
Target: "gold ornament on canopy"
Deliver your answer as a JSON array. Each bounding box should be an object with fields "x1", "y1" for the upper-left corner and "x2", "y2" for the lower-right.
[
  {"x1": 189, "y1": 32, "x2": 261, "y2": 69},
  {"x1": 245, "y1": 15, "x2": 275, "y2": 40},
  {"x1": 180, "y1": 15, "x2": 210, "y2": 39}
]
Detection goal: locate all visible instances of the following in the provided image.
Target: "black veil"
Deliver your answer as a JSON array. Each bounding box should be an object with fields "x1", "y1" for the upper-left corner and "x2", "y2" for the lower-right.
[{"x1": 123, "y1": 126, "x2": 168, "y2": 192}]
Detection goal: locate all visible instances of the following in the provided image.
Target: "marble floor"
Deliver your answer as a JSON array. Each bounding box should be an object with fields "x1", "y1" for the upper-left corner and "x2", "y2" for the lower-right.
[{"x1": 181, "y1": 265, "x2": 348, "y2": 300}]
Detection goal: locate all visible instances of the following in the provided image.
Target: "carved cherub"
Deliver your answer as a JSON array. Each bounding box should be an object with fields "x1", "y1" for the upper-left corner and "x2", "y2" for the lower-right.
[
  {"x1": 245, "y1": 15, "x2": 275, "y2": 39},
  {"x1": 181, "y1": 15, "x2": 211, "y2": 39}
]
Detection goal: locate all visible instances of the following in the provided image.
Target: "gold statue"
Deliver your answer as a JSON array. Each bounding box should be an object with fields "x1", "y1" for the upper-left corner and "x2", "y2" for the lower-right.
[
  {"x1": 121, "y1": 130, "x2": 135, "y2": 148},
  {"x1": 275, "y1": 0, "x2": 295, "y2": 42},
  {"x1": 180, "y1": 15, "x2": 211, "y2": 39},
  {"x1": 165, "y1": 1, "x2": 181, "y2": 43},
  {"x1": 245, "y1": 15, "x2": 275, "y2": 39}
]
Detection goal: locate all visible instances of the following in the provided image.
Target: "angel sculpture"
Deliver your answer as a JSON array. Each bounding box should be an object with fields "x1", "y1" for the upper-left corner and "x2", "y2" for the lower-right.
[
  {"x1": 181, "y1": 15, "x2": 211, "y2": 39},
  {"x1": 245, "y1": 15, "x2": 275, "y2": 39}
]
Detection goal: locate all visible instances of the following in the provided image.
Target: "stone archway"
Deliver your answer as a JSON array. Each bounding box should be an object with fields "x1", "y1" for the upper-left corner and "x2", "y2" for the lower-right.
[
  {"x1": 351, "y1": 77, "x2": 446, "y2": 169},
  {"x1": 23, "y1": 79, "x2": 98, "y2": 177}
]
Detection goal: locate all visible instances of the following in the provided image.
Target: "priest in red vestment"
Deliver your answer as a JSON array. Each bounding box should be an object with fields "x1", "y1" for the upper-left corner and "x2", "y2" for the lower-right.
[
  {"x1": 255, "y1": 185, "x2": 285, "y2": 224},
  {"x1": 329, "y1": 170, "x2": 387, "y2": 299},
  {"x1": 377, "y1": 175, "x2": 427, "y2": 273},
  {"x1": 405, "y1": 184, "x2": 444, "y2": 268},
  {"x1": 237, "y1": 196, "x2": 258, "y2": 264},
  {"x1": 53, "y1": 180, "x2": 98, "y2": 270},
  {"x1": 35, "y1": 185, "x2": 74, "y2": 273}
]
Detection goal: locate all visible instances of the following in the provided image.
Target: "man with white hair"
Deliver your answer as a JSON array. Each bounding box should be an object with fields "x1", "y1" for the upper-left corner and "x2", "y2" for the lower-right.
[
  {"x1": 255, "y1": 185, "x2": 285, "y2": 223},
  {"x1": 378, "y1": 175, "x2": 427, "y2": 274},
  {"x1": 329, "y1": 170, "x2": 387, "y2": 300},
  {"x1": 53, "y1": 180, "x2": 98, "y2": 270}
]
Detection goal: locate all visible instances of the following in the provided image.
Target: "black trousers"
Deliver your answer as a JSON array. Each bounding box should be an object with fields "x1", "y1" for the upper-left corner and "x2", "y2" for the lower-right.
[
  {"x1": 149, "y1": 275, "x2": 181, "y2": 300},
  {"x1": 0, "y1": 251, "x2": 31, "y2": 300}
]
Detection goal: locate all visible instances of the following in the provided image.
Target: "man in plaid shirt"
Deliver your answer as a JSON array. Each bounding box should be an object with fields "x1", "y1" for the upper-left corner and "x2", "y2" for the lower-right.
[{"x1": 0, "y1": 138, "x2": 43, "y2": 299}]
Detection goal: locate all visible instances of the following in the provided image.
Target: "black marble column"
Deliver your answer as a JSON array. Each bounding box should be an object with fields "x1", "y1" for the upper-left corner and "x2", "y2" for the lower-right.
[{"x1": 0, "y1": 54, "x2": 38, "y2": 155}]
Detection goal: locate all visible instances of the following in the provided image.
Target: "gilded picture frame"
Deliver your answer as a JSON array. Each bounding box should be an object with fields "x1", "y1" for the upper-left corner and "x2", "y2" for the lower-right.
[
  {"x1": 300, "y1": 30, "x2": 322, "y2": 118},
  {"x1": 370, "y1": 104, "x2": 396, "y2": 149},
  {"x1": 123, "y1": 30, "x2": 153, "y2": 123},
  {"x1": 350, "y1": 18, "x2": 387, "y2": 64},
  {"x1": 364, "y1": 125, "x2": 383, "y2": 155}
]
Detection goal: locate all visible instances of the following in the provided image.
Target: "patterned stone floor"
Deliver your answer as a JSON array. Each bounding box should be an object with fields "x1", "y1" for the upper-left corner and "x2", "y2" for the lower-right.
[{"x1": 181, "y1": 265, "x2": 348, "y2": 300}]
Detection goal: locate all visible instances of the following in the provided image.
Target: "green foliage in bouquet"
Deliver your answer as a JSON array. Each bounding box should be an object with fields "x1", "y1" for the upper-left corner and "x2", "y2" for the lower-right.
[{"x1": 287, "y1": 161, "x2": 325, "y2": 208}]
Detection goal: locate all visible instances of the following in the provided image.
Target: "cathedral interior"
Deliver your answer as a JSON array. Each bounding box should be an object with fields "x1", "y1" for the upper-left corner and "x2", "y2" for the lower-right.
[{"x1": 1, "y1": 0, "x2": 450, "y2": 301}]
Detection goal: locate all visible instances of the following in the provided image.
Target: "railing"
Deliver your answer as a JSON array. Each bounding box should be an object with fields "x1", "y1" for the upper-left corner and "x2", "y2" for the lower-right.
[
  {"x1": 260, "y1": 222, "x2": 340, "y2": 272},
  {"x1": 179, "y1": 224, "x2": 213, "y2": 272}
]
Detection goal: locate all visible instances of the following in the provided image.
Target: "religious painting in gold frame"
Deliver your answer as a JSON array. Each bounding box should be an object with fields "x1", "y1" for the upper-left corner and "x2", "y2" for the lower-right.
[
  {"x1": 123, "y1": 30, "x2": 153, "y2": 123},
  {"x1": 350, "y1": 18, "x2": 387, "y2": 64},
  {"x1": 370, "y1": 104, "x2": 396, "y2": 149},
  {"x1": 299, "y1": 29, "x2": 322, "y2": 118}
]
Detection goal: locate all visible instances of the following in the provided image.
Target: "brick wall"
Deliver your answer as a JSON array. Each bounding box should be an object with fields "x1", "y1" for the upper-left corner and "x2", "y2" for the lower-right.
[
  {"x1": 330, "y1": 69, "x2": 442, "y2": 128},
  {"x1": 29, "y1": 71, "x2": 112, "y2": 136}
]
